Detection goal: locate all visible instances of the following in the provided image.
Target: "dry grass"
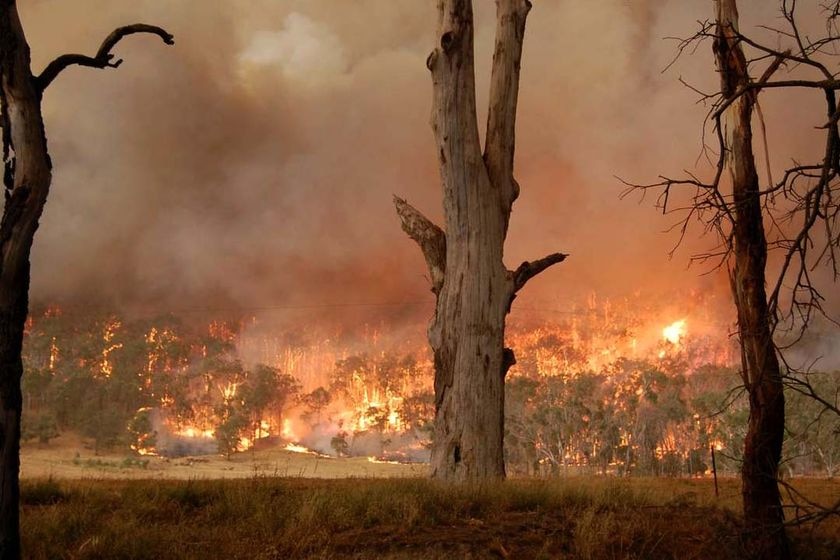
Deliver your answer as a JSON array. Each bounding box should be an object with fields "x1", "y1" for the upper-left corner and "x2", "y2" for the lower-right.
[
  {"x1": 20, "y1": 476, "x2": 840, "y2": 559},
  {"x1": 21, "y1": 435, "x2": 425, "y2": 480}
]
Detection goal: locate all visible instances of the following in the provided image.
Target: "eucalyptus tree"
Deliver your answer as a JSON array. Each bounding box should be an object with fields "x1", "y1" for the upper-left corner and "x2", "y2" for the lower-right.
[{"x1": 395, "y1": 0, "x2": 566, "y2": 481}]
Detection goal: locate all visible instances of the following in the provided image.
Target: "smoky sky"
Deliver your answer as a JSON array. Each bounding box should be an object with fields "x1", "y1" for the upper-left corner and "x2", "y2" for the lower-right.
[{"x1": 17, "y1": 1, "x2": 833, "y2": 322}]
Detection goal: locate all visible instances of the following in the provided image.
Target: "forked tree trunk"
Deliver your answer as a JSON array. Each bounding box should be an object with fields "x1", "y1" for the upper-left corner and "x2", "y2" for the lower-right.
[
  {"x1": 0, "y1": 3, "x2": 171, "y2": 555},
  {"x1": 395, "y1": 0, "x2": 565, "y2": 482},
  {"x1": 715, "y1": 2, "x2": 790, "y2": 557}
]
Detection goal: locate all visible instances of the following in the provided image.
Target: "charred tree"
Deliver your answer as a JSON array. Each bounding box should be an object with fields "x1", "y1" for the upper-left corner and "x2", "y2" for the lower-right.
[
  {"x1": 394, "y1": 0, "x2": 566, "y2": 482},
  {"x1": 714, "y1": 2, "x2": 789, "y2": 557},
  {"x1": 0, "y1": 2, "x2": 172, "y2": 556}
]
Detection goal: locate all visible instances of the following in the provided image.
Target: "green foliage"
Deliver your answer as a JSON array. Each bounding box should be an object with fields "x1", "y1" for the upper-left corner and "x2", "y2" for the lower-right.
[
  {"x1": 240, "y1": 364, "x2": 301, "y2": 436},
  {"x1": 504, "y1": 359, "x2": 750, "y2": 477},
  {"x1": 784, "y1": 371, "x2": 840, "y2": 476},
  {"x1": 21, "y1": 412, "x2": 59, "y2": 444},
  {"x1": 301, "y1": 386, "x2": 331, "y2": 425},
  {"x1": 215, "y1": 407, "x2": 248, "y2": 459}
]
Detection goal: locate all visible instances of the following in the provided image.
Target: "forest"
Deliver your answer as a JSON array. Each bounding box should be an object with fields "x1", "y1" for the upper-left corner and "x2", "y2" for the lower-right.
[
  {"x1": 1, "y1": 0, "x2": 840, "y2": 558},
  {"x1": 18, "y1": 302, "x2": 840, "y2": 480}
]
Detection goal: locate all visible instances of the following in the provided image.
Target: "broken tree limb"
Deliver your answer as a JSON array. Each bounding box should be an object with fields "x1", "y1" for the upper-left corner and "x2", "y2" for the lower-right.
[
  {"x1": 393, "y1": 195, "x2": 446, "y2": 295},
  {"x1": 36, "y1": 24, "x2": 174, "y2": 92},
  {"x1": 512, "y1": 252, "x2": 568, "y2": 293}
]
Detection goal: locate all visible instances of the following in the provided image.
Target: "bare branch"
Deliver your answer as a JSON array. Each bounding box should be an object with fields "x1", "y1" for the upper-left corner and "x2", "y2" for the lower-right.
[
  {"x1": 36, "y1": 24, "x2": 174, "y2": 92},
  {"x1": 393, "y1": 196, "x2": 446, "y2": 295},
  {"x1": 512, "y1": 253, "x2": 567, "y2": 293}
]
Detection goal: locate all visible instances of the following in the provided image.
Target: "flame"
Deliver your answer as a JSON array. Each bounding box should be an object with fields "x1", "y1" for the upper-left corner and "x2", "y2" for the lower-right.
[
  {"x1": 284, "y1": 443, "x2": 312, "y2": 454},
  {"x1": 238, "y1": 437, "x2": 252, "y2": 451},
  {"x1": 99, "y1": 318, "x2": 123, "y2": 378},
  {"x1": 662, "y1": 319, "x2": 687, "y2": 345},
  {"x1": 131, "y1": 445, "x2": 158, "y2": 456},
  {"x1": 48, "y1": 337, "x2": 59, "y2": 371},
  {"x1": 281, "y1": 419, "x2": 296, "y2": 440},
  {"x1": 25, "y1": 292, "x2": 741, "y2": 462},
  {"x1": 366, "y1": 457, "x2": 402, "y2": 465},
  {"x1": 177, "y1": 426, "x2": 215, "y2": 439},
  {"x1": 220, "y1": 382, "x2": 238, "y2": 402},
  {"x1": 347, "y1": 385, "x2": 404, "y2": 433}
]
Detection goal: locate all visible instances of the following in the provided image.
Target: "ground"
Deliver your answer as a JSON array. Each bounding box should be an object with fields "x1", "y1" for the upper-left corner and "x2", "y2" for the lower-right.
[{"x1": 19, "y1": 438, "x2": 840, "y2": 559}]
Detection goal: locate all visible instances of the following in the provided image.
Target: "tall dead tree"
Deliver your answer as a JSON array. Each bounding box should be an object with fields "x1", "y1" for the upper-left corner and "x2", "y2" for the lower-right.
[
  {"x1": 0, "y1": 2, "x2": 172, "y2": 556},
  {"x1": 715, "y1": 2, "x2": 788, "y2": 557},
  {"x1": 394, "y1": 0, "x2": 566, "y2": 482},
  {"x1": 627, "y1": 1, "x2": 840, "y2": 557}
]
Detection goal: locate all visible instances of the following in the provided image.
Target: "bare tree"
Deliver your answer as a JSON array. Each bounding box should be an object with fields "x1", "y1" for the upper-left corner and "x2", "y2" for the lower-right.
[
  {"x1": 0, "y1": 2, "x2": 172, "y2": 556},
  {"x1": 394, "y1": 0, "x2": 566, "y2": 482},
  {"x1": 715, "y1": 3, "x2": 788, "y2": 556},
  {"x1": 626, "y1": 1, "x2": 840, "y2": 557}
]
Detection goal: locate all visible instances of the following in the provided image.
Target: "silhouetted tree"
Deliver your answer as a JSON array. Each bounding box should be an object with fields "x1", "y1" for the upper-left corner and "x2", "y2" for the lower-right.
[
  {"x1": 0, "y1": 3, "x2": 172, "y2": 555},
  {"x1": 627, "y1": 1, "x2": 840, "y2": 556}
]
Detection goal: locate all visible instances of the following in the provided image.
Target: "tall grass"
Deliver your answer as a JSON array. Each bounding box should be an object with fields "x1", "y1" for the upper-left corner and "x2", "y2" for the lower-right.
[{"x1": 20, "y1": 477, "x2": 839, "y2": 559}]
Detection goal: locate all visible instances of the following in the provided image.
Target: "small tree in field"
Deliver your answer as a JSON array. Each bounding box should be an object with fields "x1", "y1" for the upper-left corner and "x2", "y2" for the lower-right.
[
  {"x1": 394, "y1": 0, "x2": 566, "y2": 483},
  {"x1": 0, "y1": 2, "x2": 172, "y2": 556}
]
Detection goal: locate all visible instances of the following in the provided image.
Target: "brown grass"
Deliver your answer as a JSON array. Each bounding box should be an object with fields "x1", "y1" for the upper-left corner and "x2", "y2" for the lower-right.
[{"x1": 20, "y1": 476, "x2": 840, "y2": 559}]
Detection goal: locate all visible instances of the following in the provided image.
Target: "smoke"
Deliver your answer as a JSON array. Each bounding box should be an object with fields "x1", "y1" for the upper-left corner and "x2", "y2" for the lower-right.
[{"x1": 15, "y1": 1, "x2": 837, "y2": 332}]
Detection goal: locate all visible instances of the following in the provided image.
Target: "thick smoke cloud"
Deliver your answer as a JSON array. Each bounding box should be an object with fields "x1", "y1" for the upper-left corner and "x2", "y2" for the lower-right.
[{"x1": 17, "y1": 1, "x2": 832, "y2": 325}]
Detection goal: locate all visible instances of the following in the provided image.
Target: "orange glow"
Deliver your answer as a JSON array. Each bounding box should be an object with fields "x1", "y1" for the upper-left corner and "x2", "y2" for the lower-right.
[
  {"x1": 281, "y1": 419, "x2": 296, "y2": 440},
  {"x1": 131, "y1": 445, "x2": 158, "y2": 456},
  {"x1": 99, "y1": 318, "x2": 123, "y2": 378},
  {"x1": 662, "y1": 319, "x2": 687, "y2": 345},
  {"x1": 177, "y1": 426, "x2": 215, "y2": 439}
]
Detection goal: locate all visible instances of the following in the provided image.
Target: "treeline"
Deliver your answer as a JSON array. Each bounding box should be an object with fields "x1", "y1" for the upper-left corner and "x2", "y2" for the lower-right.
[
  {"x1": 20, "y1": 308, "x2": 434, "y2": 459},
  {"x1": 506, "y1": 334, "x2": 839, "y2": 477},
  {"x1": 21, "y1": 309, "x2": 303, "y2": 456},
  {"x1": 19, "y1": 308, "x2": 840, "y2": 476}
]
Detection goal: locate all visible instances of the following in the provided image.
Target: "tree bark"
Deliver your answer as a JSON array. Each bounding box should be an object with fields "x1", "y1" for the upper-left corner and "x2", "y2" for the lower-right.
[
  {"x1": 0, "y1": 3, "x2": 171, "y2": 555},
  {"x1": 395, "y1": 0, "x2": 565, "y2": 482},
  {"x1": 0, "y1": 3, "x2": 51, "y2": 555},
  {"x1": 715, "y1": 2, "x2": 790, "y2": 558}
]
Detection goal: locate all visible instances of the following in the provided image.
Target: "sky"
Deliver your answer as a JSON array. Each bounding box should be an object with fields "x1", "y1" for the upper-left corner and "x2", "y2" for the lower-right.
[{"x1": 16, "y1": 0, "x2": 834, "y2": 327}]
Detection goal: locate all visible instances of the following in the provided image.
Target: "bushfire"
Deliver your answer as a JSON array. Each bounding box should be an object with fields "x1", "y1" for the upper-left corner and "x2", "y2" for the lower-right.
[{"x1": 28, "y1": 292, "x2": 840, "y2": 477}]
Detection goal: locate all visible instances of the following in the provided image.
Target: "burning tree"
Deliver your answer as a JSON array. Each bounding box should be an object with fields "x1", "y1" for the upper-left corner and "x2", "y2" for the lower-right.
[
  {"x1": 0, "y1": 2, "x2": 172, "y2": 555},
  {"x1": 627, "y1": 0, "x2": 840, "y2": 556},
  {"x1": 394, "y1": 0, "x2": 566, "y2": 481}
]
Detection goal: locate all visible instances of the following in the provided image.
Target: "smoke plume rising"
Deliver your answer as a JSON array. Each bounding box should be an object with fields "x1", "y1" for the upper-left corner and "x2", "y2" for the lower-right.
[{"x1": 17, "y1": 1, "x2": 835, "y2": 330}]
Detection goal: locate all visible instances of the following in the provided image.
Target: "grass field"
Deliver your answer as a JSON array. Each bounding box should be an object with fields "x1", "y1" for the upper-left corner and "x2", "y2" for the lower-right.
[
  {"x1": 19, "y1": 438, "x2": 840, "y2": 559},
  {"x1": 21, "y1": 475, "x2": 840, "y2": 559}
]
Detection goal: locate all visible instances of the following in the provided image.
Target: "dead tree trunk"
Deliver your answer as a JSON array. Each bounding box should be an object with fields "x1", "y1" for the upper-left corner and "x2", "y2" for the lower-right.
[
  {"x1": 394, "y1": 0, "x2": 565, "y2": 482},
  {"x1": 0, "y1": 2, "x2": 171, "y2": 555},
  {"x1": 714, "y1": 2, "x2": 790, "y2": 557}
]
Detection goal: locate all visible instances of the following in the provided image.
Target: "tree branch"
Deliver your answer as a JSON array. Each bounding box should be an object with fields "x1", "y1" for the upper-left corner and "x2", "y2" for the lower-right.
[
  {"x1": 393, "y1": 196, "x2": 446, "y2": 295},
  {"x1": 35, "y1": 24, "x2": 174, "y2": 92},
  {"x1": 512, "y1": 252, "x2": 567, "y2": 293}
]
